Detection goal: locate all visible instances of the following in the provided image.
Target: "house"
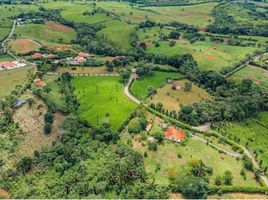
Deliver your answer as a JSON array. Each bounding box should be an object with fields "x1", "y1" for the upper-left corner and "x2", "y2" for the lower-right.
[
  {"x1": 0, "y1": 61, "x2": 26, "y2": 70},
  {"x1": 164, "y1": 126, "x2": 185, "y2": 142},
  {"x1": 14, "y1": 98, "x2": 26, "y2": 108},
  {"x1": 171, "y1": 81, "x2": 181, "y2": 90},
  {"x1": 146, "y1": 123, "x2": 153, "y2": 131},
  {"x1": 33, "y1": 78, "x2": 46, "y2": 87},
  {"x1": 44, "y1": 54, "x2": 56, "y2": 59},
  {"x1": 0, "y1": 61, "x2": 16, "y2": 69},
  {"x1": 78, "y1": 52, "x2": 91, "y2": 58},
  {"x1": 31, "y1": 53, "x2": 43, "y2": 59}
]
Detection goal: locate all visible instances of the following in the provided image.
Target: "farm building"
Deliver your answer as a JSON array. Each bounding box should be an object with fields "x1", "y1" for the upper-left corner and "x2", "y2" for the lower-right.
[
  {"x1": 33, "y1": 78, "x2": 46, "y2": 87},
  {"x1": 146, "y1": 123, "x2": 153, "y2": 131},
  {"x1": 164, "y1": 126, "x2": 185, "y2": 142},
  {"x1": 0, "y1": 61, "x2": 26, "y2": 71},
  {"x1": 31, "y1": 53, "x2": 43, "y2": 59}
]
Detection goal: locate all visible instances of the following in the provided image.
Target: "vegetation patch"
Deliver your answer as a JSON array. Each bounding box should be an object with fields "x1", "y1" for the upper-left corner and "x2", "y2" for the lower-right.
[
  {"x1": 72, "y1": 76, "x2": 136, "y2": 130},
  {"x1": 9, "y1": 39, "x2": 40, "y2": 54},
  {"x1": 150, "y1": 79, "x2": 211, "y2": 111},
  {"x1": 131, "y1": 71, "x2": 183, "y2": 100},
  {"x1": 56, "y1": 66, "x2": 114, "y2": 74},
  {"x1": 230, "y1": 65, "x2": 268, "y2": 88},
  {"x1": 0, "y1": 66, "x2": 33, "y2": 98}
]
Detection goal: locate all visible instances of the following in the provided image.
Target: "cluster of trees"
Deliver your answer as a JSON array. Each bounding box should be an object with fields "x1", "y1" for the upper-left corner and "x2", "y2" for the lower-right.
[
  {"x1": 1, "y1": 115, "x2": 168, "y2": 199},
  {"x1": 44, "y1": 112, "x2": 53, "y2": 134},
  {"x1": 207, "y1": 2, "x2": 268, "y2": 37}
]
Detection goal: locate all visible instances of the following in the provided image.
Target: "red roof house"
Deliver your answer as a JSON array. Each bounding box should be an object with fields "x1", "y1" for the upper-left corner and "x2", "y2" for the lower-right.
[
  {"x1": 0, "y1": 61, "x2": 16, "y2": 69},
  {"x1": 44, "y1": 54, "x2": 56, "y2": 59},
  {"x1": 78, "y1": 52, "x2": 91, "y2": 57},
  {"x1": 146, "y1": 123, "x2": 153, "y2": 131},
  {"x1": 164, "y1": 126, "x2": 185, "y2": 142},
  {"x1": 33, "y1": 78, "x2": 46, "y2": 87},
  {"x1": 31, "y1": 53, "x2": 43, "y2": 59}
]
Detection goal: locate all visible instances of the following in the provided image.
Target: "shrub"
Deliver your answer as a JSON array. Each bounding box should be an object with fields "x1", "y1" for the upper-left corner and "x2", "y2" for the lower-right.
[{"x1": 44, "y1": 123, "x2": 52, "y2": 134}]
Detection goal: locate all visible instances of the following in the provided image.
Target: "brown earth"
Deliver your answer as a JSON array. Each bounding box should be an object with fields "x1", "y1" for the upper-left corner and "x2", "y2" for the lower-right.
[{"x1": 46, "y1": 21, "x2": 75, "y2": 32}]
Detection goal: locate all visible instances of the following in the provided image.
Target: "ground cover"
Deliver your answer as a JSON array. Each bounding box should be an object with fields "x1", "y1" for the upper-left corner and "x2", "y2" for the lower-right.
[
  {"x1": 97, "y1": 20, "x2": 135, "y2": 50},
  {"x1": 0, "y1": 4, "x2": 38, "y2": 41},
  {"x1": 13, "y1": 92, "x2": 64, "y2": 157},
  {"x1": 229, "y1": 65, "x2": 268, "y2": 88},
  {"x1": 14, "y1": 21, "x2": 76, "y2": 45},
  {"x1": 0, "y1": 54, "x2": 15, "y2": 61},
  {"x1": 121, "y1": 112, "x2": 259, "y2": 187},
  {"x1": 56, "y1": 66, "x2": 115, "y2": 74},
  {"x1": 72, "y1": 76, "x2": 136, "y2": 130},
  {"x1": 0, "y1": 66, "x2": 33, "y2": 98},
  {"x1": 9, "y1": 38, "x2": 40, "y2": 54},
  {"x1": 44, "y1": 2, "x2": 113, "y2": 24},
  {"x1": 146, "y1": 39, "x2": 258, "y2": 71},
  {"x1": 219, "y1": 112, "x2": 268, "y2": 170},
  {"x1": 150, "y1": 79, "x2": 211, "y2": 111},
  {"x1": 130, "y1": 71, "x2": 183, "y2": 101},
  {"x1": 96, "y1": 1, "x2": 216, "y2": 27}
]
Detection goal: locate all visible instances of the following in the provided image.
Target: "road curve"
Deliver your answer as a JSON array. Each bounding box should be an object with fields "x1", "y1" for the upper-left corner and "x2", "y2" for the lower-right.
[{"x1": 124, "y1": 74, "x2": 140, "y2": 105}]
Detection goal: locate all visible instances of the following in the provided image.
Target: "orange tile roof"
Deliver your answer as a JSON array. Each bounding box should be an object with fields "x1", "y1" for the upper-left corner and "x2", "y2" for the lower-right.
[
  {"x1": 78, "y1": 52, "x2": 90, "y2": 57},
  {"x1": 31, "y1": 53, "x2": 43, "y2": 59},
  {"x1": 0, "y1": 188, "x2": 9, "y2": 198},
  {"x1": 0, "y1": 61, "x2": 15, "y2": 68},
  {"x1": 146, "y1": 123, "x2": 153, "y2": 131},
  {"x1": 165, "y1": 126, "x2": 185, "y2": 141}
]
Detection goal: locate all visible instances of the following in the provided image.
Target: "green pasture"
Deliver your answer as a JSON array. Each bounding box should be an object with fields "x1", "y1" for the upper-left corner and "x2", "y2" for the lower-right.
[
  {"x1": 44, "y1": 2, "x2": 113, "y2": 24},
  {"x1": 0, "y1": 4, "x2": 38, "y2": 41},
  {"x1": 130, "y1": 71, "x2": 183, "y2": 100},
  {"x1": 96, "y1": 1, "x2": 217, "y2": 27},
  {"x1": 0, "y1": 54, "x2": 15, "y2": 61},
  {"x1": 72, "y1": 76, "x2": 136, "y2": 130},
  {"x1": 14, "y1": 22, "x2": 76, "y2": 45},
  {"x1": 146, "y1": 39, "x2": 257, "y2": 71},
  {"x1": 121, "y1": 131, "x2": 259, "y2": 187},
  {"x1": 97, "y1": 20, "x2": 135, "y2": 50},
  {"x1": 0, "y1": 66, "x2": 33, "y2": 98},
  {"x1": 230, "y1": 65, "x2": 268, "y2": 88},
  {"x1": 220, "y1": 112, "x2": 268, "y2": 170}
]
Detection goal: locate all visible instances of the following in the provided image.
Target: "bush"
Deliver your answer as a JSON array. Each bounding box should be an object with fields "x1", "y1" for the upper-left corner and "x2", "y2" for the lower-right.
[
  {"x1": 148, "y1": 141, "x2": 157, "y2": 151},
  {"x1": 44, "y1": 123, "x2": 52, "y2": 134}
]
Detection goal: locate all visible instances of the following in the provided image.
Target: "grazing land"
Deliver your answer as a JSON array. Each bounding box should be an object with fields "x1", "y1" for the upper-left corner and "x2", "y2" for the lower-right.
[
  {"x1": 150, "y1": 79, "x2": 211, "y2": 111},
  {"x1": 14, "y1": 22, "x2": 76, "y2": 45},
  {"x1": 230, "y1": 65, "x2": 268, "y2": 88},
  {"x1": 96, "y1": 1, "x2": 217, "y2": 27},
  {"x1": 9, "y1": 39, "x2": 40, "y2": 54},
  {"x1": 72, "y1": 76, "x2": 136, "y2": 130},
  {"x1": 0, "y1": 54, "x2": 15, "y2": 61},
  {"x1": 0, "y1": 66, "x2": 33, "y2": 98},
  {"x1": 56, "y1": 66, "x2": 115, "y2": 74},
  {"x1": 220, "y1": 112, "x2": 268, "y2": 170},
  {"x1": 146, "y1": 39, "x2": 258, "y2": 71},
  {"x1": 121, "y1": 112, "x2": 259, "y2": 187},
  {"x1": 131, "y1": 71, "x2": 183, "y2": 100}
]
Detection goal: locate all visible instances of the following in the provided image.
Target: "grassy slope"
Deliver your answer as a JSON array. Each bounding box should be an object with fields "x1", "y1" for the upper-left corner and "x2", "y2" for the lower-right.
[
  {"x1": 230, "y1": 65, "x2": 268, "y2": 89},
  {"x1": 72, "y1": 77, "x2": 136, "y2": 130},
  {"x1": 131, "y1": 71, "x2": 183, "y2": 100},
  {"x1": 96, "y1": 1, "x2": 216, "y2": 27},
  {"x1": 0, "y1": 4, "x2": 38, "y2": 41},
  {"x1": 150, "y1": 79, "x2": 211, "y2": 111},
  {"x1": 146, "y1": 39, "x2": 257, "y2": 71},
  {"x1": 44, "y1": 2, "x2": 113, "y2": 24},
  {"x1": 97, "y1": 20, "x2": 135, "y2": 50},
  {"x1": 0, "y1": 54, "x2": 15, "y2": 61},
  {"x1": 220, "y1": 112, "x2": 268, "y2": 169},
  {"x1": 0, "y1": 66, "x2": 33, "y2": 98},
  {"x1": 14, "y1": 22, "x2": 76, "y2": 45}
]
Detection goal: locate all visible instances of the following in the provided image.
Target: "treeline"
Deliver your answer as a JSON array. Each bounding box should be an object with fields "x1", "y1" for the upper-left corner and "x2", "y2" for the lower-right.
[{"x1": 207, "y1": 2, "x2": 268, "y2": 37}]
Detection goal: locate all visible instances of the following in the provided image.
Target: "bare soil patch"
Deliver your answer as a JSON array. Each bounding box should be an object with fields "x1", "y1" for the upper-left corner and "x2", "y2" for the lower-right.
[
  {"x1": 46, "y1": 21, "x2": 75, "y2": 32},
  {"x1": 10, "y1": 38, "x2": 40, "y2": 54}
]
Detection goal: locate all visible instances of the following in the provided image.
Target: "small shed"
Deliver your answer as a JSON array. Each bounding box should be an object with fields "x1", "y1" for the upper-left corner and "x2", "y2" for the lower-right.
[{"x1": 14, "y1": 98, "x2": 26, "y2": 108}]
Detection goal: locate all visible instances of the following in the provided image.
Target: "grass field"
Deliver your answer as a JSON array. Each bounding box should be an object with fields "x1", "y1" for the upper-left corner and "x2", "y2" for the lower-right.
[
  {"x1": 146, "y1": 39, "x2": 258, "y2": 71},
  {"x1": 121, "y1": 113, "x2": 259, "y2": 187},
  {"x1": 96, "y1": 1, "x2": 217, "y2": 27},
  {"x1": 230, "y1": 65, "x2": 268, "y2": 88},
  {"x1": 72, "y1": 77, "x2": 136, "y2": 130},
  {"x1": 0, "y1": 4, "x2": 38, "y2": 41},
  {"x1": 0, "y1": 66, "x2": 33, "y2": 98},
  {"x1": 56, "y1": 66, "x2": 116, "y2": 74},
  {"x1": 0, "y1": 54, "x2": 15, "y2": 61},
  {"x1": 9, "y1": 39, "x2": 40, "y2": 54},
  {"x1": 131, "y1": 71, "x2": 183, "y2": 100},
  {"x1": 150, "y1": 79, "x2": 211, "y2": 111},
  {"x1": 97, "y1": 20, "x2": 135, "y2": 50},
  {"x1": 14, "y1": 21, "x2": 76, "y2": 45},
  {"x1": 44, "y1": 2, "x2": 113, "y2": 24},
  {"x1": 220, "y1": 112, "x2": 268, "y2": 170}
]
